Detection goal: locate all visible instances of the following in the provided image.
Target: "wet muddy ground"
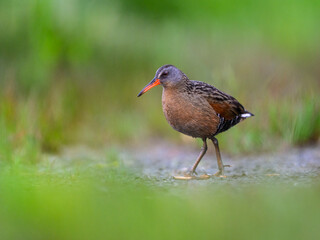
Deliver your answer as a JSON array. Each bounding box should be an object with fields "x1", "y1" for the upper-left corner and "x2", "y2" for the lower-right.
[
  {"x1": 55, "y1": 143, "x2": 320, "y2": 187},
  {"x1": 129, "y1": 144, "x2": 320, "y2": 186}
]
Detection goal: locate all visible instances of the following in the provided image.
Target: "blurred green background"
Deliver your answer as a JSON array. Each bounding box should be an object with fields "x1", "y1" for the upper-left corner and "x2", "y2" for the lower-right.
[
  {"x1": 0, "y1": 0, "x2": 320, "y2": 239},
  {"x1": 1, "y1": 0, "x2": 319, "y2": 156}
]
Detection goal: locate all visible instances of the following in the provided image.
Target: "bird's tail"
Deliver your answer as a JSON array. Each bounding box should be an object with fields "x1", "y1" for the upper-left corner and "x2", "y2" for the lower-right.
[{"x1": 240, "y1": 111, "x2": 254, "y2": 119}]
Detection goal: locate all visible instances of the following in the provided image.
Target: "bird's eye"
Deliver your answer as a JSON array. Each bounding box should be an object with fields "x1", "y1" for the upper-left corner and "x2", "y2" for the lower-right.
[{"x1": 161, "y1": 71, "x2": 169, "y2": 77}]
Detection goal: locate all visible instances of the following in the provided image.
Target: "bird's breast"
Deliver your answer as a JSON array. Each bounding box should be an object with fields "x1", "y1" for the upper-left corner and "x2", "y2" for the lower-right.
[{"x1": 161, "y1": 89, "x2": 220, "y2": 138}]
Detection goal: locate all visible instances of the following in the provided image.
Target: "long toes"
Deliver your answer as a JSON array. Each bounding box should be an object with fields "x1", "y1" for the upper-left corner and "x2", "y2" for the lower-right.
[
  {"x1": 213, "y1": 171, "x2": 227, "y2": 178},
  {"x1": 217, "y1": 175, "x2": 227, "y2": 178},
  {"x1": 173, "y1": 175, "x2": 195, "y2": 180},
  {"x1": 173, "y1": 171, "x2": 196, "y2": 180},
  {"x1": 198, "y1": 174, "x2": 210, "y2": 179},
  {"x1": 173, "y1": 172, "x2": 210, "y2": 180},
  {"x1": 223, "y1": 165, "x2": 231, "y2": 168}
]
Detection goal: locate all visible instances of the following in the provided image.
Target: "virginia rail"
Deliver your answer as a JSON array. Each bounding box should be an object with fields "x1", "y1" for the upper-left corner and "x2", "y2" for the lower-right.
[{"x1": 138, "y1": 65, "x2": 253, "y2": 180}]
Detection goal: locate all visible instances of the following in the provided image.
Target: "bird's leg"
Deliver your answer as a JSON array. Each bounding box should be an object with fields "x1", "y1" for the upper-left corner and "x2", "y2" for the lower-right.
[
  {"x1": 173, "y1": 138, "x2": 210, "y2": 180},
  {"x1": 190, "y1": 138, "x2": 208, "y2": 174},
  {"x1": 211, "y1": 137, "x2": 230, "y2": 178}
]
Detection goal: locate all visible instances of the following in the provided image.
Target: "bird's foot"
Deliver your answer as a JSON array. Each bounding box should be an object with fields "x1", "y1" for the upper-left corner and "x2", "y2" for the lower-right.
[
  {"x1": 212, "y1": 165, "x2": 231, "y2": 178},
  {"x1": 213, "y1": 170, "x2": 227, "y2": 178},
  {"x1": 173, "y1": 171, "x2": 210, "y2": 180}
]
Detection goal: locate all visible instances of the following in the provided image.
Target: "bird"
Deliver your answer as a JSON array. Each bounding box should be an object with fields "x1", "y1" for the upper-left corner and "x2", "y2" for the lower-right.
[{"x1": 137, "y1": 65, "x2": 253, "y2": 180}]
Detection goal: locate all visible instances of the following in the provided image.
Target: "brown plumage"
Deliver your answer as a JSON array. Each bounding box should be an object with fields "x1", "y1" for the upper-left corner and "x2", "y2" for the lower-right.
[{"x1": 138, "y1": 65, "x2": 253, "y2": 179}]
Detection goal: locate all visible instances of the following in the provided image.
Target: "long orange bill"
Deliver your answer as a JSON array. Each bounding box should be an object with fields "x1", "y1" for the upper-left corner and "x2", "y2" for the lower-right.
[{"x1": 137, "y1": 78, "x2": 160, "y2": 97}]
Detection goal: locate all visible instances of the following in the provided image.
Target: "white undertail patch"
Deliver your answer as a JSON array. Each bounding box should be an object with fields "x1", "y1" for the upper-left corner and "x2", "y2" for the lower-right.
[{"x1": 241, "y1": 113, "x2": 253, "y2": 118}]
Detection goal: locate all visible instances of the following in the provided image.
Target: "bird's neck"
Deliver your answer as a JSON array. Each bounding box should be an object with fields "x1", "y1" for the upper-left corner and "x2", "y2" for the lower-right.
[
  {"x1": 162, "y1": 77, "x2": 190, "y2": 93},
  {"x1": 162, "y1": 81, "x2": 191, "y2": 106}
]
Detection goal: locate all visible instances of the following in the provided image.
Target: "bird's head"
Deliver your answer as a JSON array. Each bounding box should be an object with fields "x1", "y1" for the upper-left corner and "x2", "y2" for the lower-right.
[{"x1": 137, "y1": 65, "x2": 187, "y2": 97}]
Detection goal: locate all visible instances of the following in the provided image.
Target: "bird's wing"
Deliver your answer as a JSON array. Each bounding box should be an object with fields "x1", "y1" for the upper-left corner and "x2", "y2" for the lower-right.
[
  {"x1": 188, "y1": 80, "x2": 253, "y2": 135},
  {"x1": 189, "y1": 80, "x2": 252, "y2": 120},
  {"x1": 194, "y1": 83, "x2": 245, "y2": 120},
  {"x1": 205, "y1": 92, "x2": 245, "y2": 120}
]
